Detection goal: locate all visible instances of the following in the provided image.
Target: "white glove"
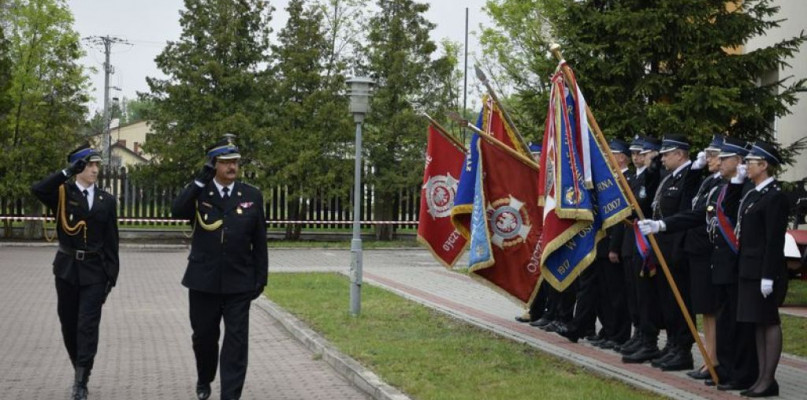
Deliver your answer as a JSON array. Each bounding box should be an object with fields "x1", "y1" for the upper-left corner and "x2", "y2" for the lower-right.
[
  {"x1": 692, "y1": 151, "x2": 707, "y2": 170},
  {"x1": 760, "y1": 279, "x2": 773, "y2": 298},
  {"x1": 731, "y1": 164, "x2": 748, "y2": 184},
  {"x1": 638, "y1": 220, "x2": 664, "y2": 235}
]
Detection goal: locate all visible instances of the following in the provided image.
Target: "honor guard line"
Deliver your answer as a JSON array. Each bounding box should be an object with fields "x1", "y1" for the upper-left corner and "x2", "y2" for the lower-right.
[{"x1": 550, "y1": 43, "x2": 719, "y2": 385}]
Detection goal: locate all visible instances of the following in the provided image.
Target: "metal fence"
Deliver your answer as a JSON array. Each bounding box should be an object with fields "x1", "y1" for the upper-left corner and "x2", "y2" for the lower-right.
[{"x1": 1, "y1": 167, "x2": 422, "y2": 229}]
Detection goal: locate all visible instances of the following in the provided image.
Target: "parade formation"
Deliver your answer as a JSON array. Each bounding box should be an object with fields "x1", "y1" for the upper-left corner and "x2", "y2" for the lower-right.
[{"x1": 6, "y1": 1, "x2": 806, "y2": 399}]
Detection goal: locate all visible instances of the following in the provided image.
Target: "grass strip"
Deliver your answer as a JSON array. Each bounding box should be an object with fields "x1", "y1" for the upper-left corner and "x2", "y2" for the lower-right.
[{"x1": 266, "y1": 272, "x2": 664, "y2": 400}]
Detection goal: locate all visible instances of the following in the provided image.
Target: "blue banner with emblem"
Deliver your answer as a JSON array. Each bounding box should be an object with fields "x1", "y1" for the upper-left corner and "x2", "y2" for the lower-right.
[{"x1": 538, "y1": 68, "x2": 632, "y2": 290}]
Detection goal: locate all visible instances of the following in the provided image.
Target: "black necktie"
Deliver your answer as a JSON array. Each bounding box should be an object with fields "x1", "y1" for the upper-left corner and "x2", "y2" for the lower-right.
[
  {"x1": 82, "y1": 189, "x2": 90, "y2": 210},
  {"x1": 222, "y1": 187, "x2": 230, "y2": 200}
]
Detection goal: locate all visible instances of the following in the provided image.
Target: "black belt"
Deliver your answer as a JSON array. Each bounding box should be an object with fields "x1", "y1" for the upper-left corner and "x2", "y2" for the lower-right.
[{"x1": 58, "y1": 245, "x2": 100, "y2": 261}]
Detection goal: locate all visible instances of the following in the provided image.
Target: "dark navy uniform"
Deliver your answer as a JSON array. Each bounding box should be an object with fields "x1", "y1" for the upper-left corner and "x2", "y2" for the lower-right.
[
  {"x1": 684, "y1": 172, "x2": 723, "y2": 314},
  {"x1": 31, "y1": 145, "x2": 119, "y2": 399},
  {"x1": 172, "y1": 138, "x2": 268, "y2": 400},
  {"x1": 622, "y1": 137, "x2": 665, "y2": 363},
  {"x1": 649, "y1": 135, "x2": 701, "y2": 371}
]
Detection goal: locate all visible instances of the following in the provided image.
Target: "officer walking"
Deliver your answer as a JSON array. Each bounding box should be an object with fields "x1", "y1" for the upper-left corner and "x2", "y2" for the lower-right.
[
  {"x1": 31, "y1": 145, "x2": 119, "y2": 400},
  {"x1": 172, "y1": 136, "x2": 268, "y2": 400}
]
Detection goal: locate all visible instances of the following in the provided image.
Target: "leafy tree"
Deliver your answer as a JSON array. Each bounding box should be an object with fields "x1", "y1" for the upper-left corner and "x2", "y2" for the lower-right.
[
  {"x1": 140, "y1": 0, "x2": 273, "y2": 187},
  {"x1": 479, "y1": 0, "x2": 563, "y2": 141},
  {"x1": 263, "y1": 0, "x2": 353, "y2": 239},
  {"x1": 122, "y1": 97, "x2": 154, "y2": 124},
  {"x1": 364, "y1": 0, "x2": 456, "y2": 240},
  {"x1": 556, "y1": 0, "x2": 806, "y2": 156},
  {"x1": 0, "y1": 0, "x2": 89, "y2": 237},
  {"x1": 0, "y1": 21, "x2": 13, "y2": 123}
]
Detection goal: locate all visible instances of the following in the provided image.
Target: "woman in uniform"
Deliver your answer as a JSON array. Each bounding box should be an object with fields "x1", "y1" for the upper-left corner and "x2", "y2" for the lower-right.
[{"x1": 734, "y1": 141, "x2": 788, "y2": 398}]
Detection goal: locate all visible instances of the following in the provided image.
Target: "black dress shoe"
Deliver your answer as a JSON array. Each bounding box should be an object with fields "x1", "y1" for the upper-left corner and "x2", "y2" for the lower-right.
[
  {"x1": 741, "y1": 381, "x2": 778, "y2": 397},
  {"x1": 717, "y1": 381, "x2": 752, "y2": 391},
  {"x1": 650, "y1": 349, "x2": 676, "y2": 368},
  {"x1": 555, "y1": 325, "x2": 580, "y2": 343},
  {"x1": 622, "y1": 345, "x2": 661, "y2": 363},
  {"x1": 584, "y1": 333, "x2": 601, "y2": 342},
  {"x1": 659, "y1": 352, "x2": 694, "y2": 371},
  {"x1": 686, "y1": 368, "x2": 710, "y2": 380},
  {"x1": 515, "y1": 316, "x2": 531, "y2": 323},
  {"x1": 196, "y1": 383, "x2": 211, "y2": 400},
  {"x1": 529, "y1": 317, "x2": 552, "y2": 328},
  {"x1": 619, "y1": 337, "x2": 645, "y2": 355},
  {"x1": 543, "y1": 321, "x2": 563, "y2": 333},
  {"x1": 598, "y1": 340, "x2": 620, "y2": 350}
]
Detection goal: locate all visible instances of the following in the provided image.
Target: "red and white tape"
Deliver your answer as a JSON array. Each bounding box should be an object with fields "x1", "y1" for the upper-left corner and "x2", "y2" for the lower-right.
[{"x1": 0, "y1": 216, "x2": 417, "y2": 225}]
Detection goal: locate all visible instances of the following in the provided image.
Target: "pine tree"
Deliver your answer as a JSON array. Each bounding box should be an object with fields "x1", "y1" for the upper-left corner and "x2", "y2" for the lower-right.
[
  {"x1": 140, "y1": 0, "x2": 274, "y2": 187},
  {"x1": 264, "y1": 0, "x2": 354, "y2": 239},
  {"x1": 364, "y1": 0, "x2": 454, "y2": 240},
  {"x1": 557, "y1": 0, "x2": 806, "y2": 156}
]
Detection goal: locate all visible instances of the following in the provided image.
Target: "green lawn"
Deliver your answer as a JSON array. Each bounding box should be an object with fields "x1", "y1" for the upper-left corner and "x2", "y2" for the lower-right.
[
  {"x1": 266, "y1": 272, "x2": 664, "y2": 400},
  {"x1": 784, "y1": 279, "x2": 807, "y2": 306},
  {"x1": 782, "y1": 314, "x2": 807, "y2": 357}
]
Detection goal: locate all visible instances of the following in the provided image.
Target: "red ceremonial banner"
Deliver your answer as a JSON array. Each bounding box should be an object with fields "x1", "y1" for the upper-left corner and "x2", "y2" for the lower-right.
[
  {"x1": 470, "y1": 137, "x2": 543, "y2": 303},
  {"x1": 417, "y1": 125, "x2": 468, "y2": 267}
]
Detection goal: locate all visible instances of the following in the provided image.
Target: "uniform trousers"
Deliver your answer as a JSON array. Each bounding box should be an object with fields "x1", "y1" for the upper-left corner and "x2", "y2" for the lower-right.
[
  {"x1": 655, "y1": 257, "x2": 693, "y2": 347},
  {"x1": 55, "y1": 278, "x2": 107, "y2": 369},
  {"x1": 190, "y1": 290, "x2": 252, "y2": 400},
  {"x1": 715, "y1": 282, "x2": 757, "y2": 385},
  {"x1": 622, "y1": 255, "x2": 639, "y2": 330},
  {"x1": 635, "y1": 258, "x2": 663, "y2": 340},
  {"x1": 597, "y1": 258, "x2": 630, "y2": 342}
]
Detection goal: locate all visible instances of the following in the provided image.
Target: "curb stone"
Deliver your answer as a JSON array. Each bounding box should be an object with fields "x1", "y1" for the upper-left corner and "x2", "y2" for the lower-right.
[{"x1": 254, "y1": 296, "x2": 411, "y2": 400}]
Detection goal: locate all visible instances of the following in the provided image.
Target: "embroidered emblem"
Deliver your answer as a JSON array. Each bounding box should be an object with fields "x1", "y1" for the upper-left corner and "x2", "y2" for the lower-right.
[
  {"x1": 422, "y1": 173, "x2": 459, "y2": 219},
  {"x1": 236, "y1": 208, "x2": 243, "y2": 215},
  {"x1": 239, "y1": 202, "x2": 254, "y2": 209},
  {"x1": 638, "y1": 186, "x2": 646, "y2": 199},
  {"x1": 487, "y1": 195, "x2": 532, "y2": 249}
]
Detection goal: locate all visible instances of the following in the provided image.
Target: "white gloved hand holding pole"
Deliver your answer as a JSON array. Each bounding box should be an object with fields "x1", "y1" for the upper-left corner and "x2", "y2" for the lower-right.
[{"x1": 638, "y1": 220, "x2": 665, "y2": 235}]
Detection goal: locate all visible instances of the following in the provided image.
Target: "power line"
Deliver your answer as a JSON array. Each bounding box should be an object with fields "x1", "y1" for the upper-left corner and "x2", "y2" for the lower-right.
[{"x1": 82, "y1": 35, "x2": 131, "y2": 166}]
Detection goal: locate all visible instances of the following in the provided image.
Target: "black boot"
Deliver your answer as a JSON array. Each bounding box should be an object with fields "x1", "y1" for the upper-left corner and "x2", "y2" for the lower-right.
[{"x1": 72, "y1": 367, "x2": 88, "y2": 400}]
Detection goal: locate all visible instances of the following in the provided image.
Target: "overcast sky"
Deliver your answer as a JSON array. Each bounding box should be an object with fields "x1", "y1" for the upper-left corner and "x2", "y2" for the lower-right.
[{"x1": 67, "y1": 0, "x2": 493, "y2": 115}]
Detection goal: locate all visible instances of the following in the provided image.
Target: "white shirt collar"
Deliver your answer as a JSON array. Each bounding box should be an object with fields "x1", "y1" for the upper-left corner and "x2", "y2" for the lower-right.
[
  {"x1": 75, "y1": 181, "x2": 95, "y2": 195},
  {"x1": 755, "y1": 177, "x2": 775, "y2": 192},
  {"x1": 636, "y1": 166, "x2": 647, "y2": 175},
  {"x1": 712, "y1": 172, "x2": 721, "y2": 179},
  {"x1": 213, "y1": 179, "x2": 235, "y2": 198},
  {"x1": 672, "y1": 160, "x2": 692, "y2": 177}
]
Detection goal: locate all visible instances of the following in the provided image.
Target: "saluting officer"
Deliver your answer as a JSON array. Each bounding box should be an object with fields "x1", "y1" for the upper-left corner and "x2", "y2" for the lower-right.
[
  {"x1": 641, "y1": 137, "x2": 758, "y2": 389},
  {"x1": 172, "y1": 136, "x2": 268, "y2": 400},
  {"x1": 733, "y1": 141, "x2": 789, "y2": 398},
  {"x1": 31, "y1": 145, "x2": 119, "y2": 400},
  {"x1": 648, "y1": 135, "x2": 703, "y2": 371}
]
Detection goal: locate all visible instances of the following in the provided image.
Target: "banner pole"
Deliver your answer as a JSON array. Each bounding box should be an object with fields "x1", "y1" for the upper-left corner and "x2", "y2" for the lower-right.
[
  {"x1": 448, "y1": 112, "x2": 540, "y2": 171},
  {"x1": 550, "y1": 43, "x2": 718, "y2": 385},
  {"x1": 473, "y1": 65, "x2": 533, "y2": 154},
  {"x1": 419, "y1": 112, "x2": 468, "y2": 154}
]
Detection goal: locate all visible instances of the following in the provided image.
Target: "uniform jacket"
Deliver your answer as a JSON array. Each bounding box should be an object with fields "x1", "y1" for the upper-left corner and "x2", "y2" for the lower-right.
[
  {"x1": 682, "y1": 173, "x2": 722, "y2": 255},
  {"x1": 31, "y1": 171, "x2": 119, "y2": 286},
  {"x1": 663, "y1": 179, "x2": 743, "y2": 284},
  {"x1": 651, "y1": 163, "x2": 700, "y2": 266},
  {"x1": 172, "y1": 180, "x2": 268, "y2": 294},
  {"x1": 735, "y1": 179, "x2": 788, "y2": 280}
]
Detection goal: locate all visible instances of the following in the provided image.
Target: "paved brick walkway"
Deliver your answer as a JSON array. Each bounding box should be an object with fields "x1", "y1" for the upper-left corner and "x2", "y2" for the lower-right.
[
  {"x1": 0, "y1": 247, "x2": 368, "y2": 400},
  {"x1": 265, "y1": 248, "x2": 807, "y2": 400},
  {"x1": 3, "y1": 245, "x2": 805, "y2": 400}
]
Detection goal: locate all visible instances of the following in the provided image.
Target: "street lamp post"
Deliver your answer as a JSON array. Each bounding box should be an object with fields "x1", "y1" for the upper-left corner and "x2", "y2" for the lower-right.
[{"x1": 346, "y1": 76, "x2": 374, "y2": 316}]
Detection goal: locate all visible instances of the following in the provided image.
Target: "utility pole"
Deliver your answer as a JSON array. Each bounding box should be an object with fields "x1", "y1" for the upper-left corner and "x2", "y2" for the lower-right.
[
  {"x1": 83, "y1": 35, "x2": 130, "y2": 165},
  {"x1": 462, "y1": 7, "x2": 469, "y2": 143}
]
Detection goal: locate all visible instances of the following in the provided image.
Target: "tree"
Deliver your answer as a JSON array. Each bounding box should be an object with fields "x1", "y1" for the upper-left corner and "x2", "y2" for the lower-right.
[
  {"x1": 139, "y1": 0, "x2": 273, "y2": 187},
  {"x1": 556, "y1": 0, "x2": 806, "y2": 155},
  {"x1": 0, "y1": 0, "x2": 89, "y2": 238},
  {"x1": 363, "y1": 0, "x2": 456, "y2": 240},
  {"x1": 478, "y1": 0, "x2": 563, "y2": 140},
  {"x1": 263, "y1": 0, "x2": 354, "y2": 239},
  {"x1": 122, "y1": 97, "x2": 154, "y2": 124}
]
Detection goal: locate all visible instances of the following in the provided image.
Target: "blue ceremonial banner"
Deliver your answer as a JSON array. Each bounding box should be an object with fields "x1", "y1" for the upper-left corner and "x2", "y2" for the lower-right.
[
  {"x1": 468, "y1": 148, "x2": 492, "y2": 268},
  {"x1": 538, "y1": 67, "x2": 632, "y2": 290},
  {"x1": 449, "y1": 109, "x2": 483, "y2": 239}
]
